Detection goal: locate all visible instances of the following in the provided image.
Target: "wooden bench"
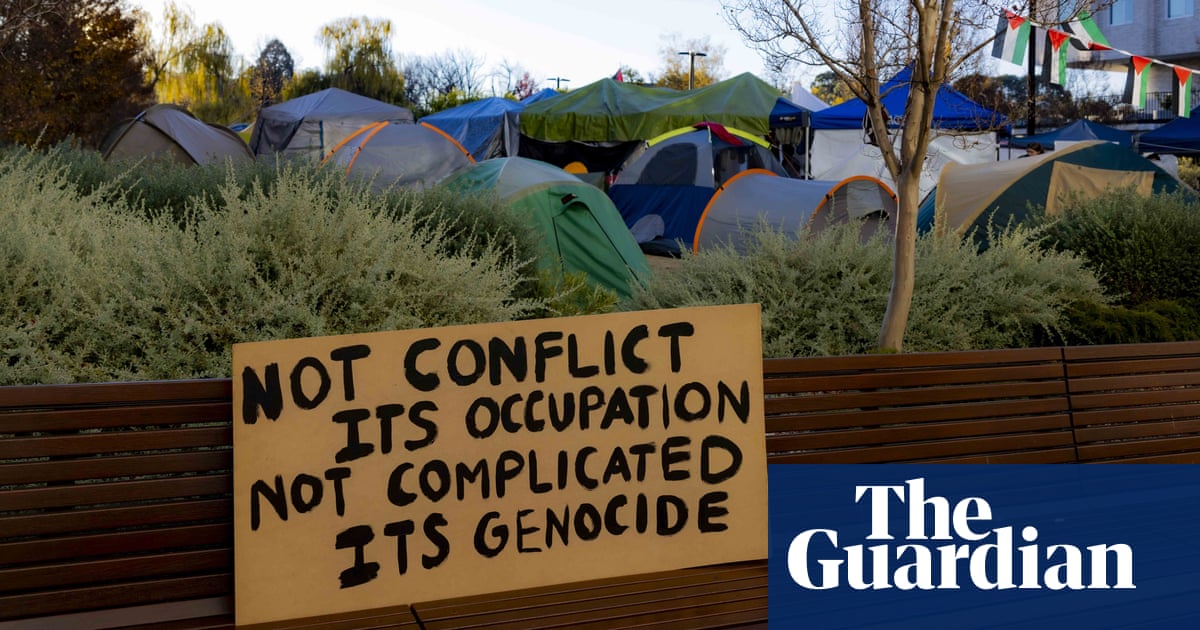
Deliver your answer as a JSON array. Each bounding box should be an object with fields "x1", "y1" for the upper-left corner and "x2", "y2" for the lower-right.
[
  {"x1": 1066, "y1": 341, "x2": 1200, "y2": 463},
  {"x1": 3, "y1": 341, "x2": 1198, "y2": 628},
  {"x1": 762, "y1": 347, "x2": 1076, "y2": 463}
]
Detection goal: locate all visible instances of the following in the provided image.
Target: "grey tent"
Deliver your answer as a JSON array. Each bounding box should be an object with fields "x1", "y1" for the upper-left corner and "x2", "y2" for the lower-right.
[
  {"x1": 100, "y1": 104, "x2": 252, "y2": 166},
  {"x1": 249, "y1": 88, "x2": 414, "y2": 161},
  {"x1": 323, "y1": 121, "x2": 475, "y2": 191},
  {"x1": 694, "y1": 171, "x2": 898, "y2": 253}
]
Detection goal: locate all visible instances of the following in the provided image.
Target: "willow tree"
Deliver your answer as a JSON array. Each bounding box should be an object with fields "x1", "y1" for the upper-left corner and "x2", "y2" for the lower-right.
[
  {"x1": 723, "y1": 0, "x2": 1082, "y2": 351},
  {"x1": 318, "y1": 16, "x2": 404, "y2": 104}
]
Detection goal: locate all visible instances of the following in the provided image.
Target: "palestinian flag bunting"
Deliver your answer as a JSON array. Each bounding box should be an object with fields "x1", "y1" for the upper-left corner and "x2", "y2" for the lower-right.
[
  {"x1": 1064, "y1": 11, "x2": 1112, "y2": 51},
  {"x1": 1172, "y1": 66, "x2": 1194, "y2": 117},
  {"x1": 1124, "y1": 56, "x2": 1154, "y2": 108},
  {"x1": 1042, "y1": 29, "x2": 1071, "y2": 86},
  {"x1": 991, "y1": 11, "x2": 1030, "y2": 65}
]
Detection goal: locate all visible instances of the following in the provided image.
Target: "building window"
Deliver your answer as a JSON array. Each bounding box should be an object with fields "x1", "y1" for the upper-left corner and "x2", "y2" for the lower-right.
[
  {"x1": 1168, "y1": 0, "x2": 1194, "y2": 18},
  {"x1": 1110, "y1": 0, "x2": 1133, "y2": 24}
]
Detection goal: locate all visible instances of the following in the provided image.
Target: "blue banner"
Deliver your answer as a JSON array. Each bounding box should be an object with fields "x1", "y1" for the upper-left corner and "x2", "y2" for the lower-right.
[{"x1": 769, "y1": 465, "x2": 1200, "y2": 628}]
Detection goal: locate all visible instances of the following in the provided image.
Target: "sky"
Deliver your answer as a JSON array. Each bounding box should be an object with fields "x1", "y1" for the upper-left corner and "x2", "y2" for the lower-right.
[{"x1": 128, "y1": 0, "x2": 800, "y2": 94}]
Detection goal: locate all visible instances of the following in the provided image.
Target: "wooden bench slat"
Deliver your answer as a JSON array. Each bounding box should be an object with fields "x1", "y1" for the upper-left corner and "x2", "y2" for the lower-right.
[
  {"x1": 0, "y1": 498, "x2": 230, "y2": 538},
  {"x1": 239, "y1": 605, "x2": 420, "y2": 629},
  {"x1": 765, "y1": 381, "x2": 1065, "y2": 414},
  {"x1": 0, "y1": 401, "x2": 231, "y2": 433},
  {"x1": 1065, "y1": 356, "x2": 1200, "y2": 378},
  {"x1": 764, "y1": 347, "x2": 1062, "y2": 373},
  {"x1": 1076, "y1": 435, "x2": 1200, "y2": 461},
  {"x1": 0, "y1": 426, "x2": 232, "y2": 459},
  {"x1": 1071, "y1": 402, "x2": 1200, "y2": 427},
  {"x1": 419, "y1": 577, "x2": 764, "y2": 629},
  {"x1": 1067, "y1": 388, "x2": 1200, "y2": 410},
  {"x1": 0, "y1": 474, "x2": 231, "y2": 511},
  {"x1": 0, "y1": 523, "x2": 231, "y2": 565},
  {"x1": 0, "y1": 549, "x2": 230, "y2": 593},
  {"x1": 766, "y1": 415, "x2": 1071, "y2": 451},
  {"x1": 1062, "y1": 341, "x2": 1200, "y2": 361},
  {"x1": 0, "y1": 573, "x2": 231, "y2": 620},
  {"x1": 1094, "y1": 452, "x2": 1200, "y2": 463},
  {"x1": 1066, "y1": 371, "x2": 1200, "y2": 394},
  {"x1": 470, "y1": 590, "x2": 767, "y2": 630},
  {"x1": 763, "y1": 363, "x2": 1064, "y2": 394},
  {"x1": 1074, "y1": 418, "x2": 1200, "y2": 443},
  {"x1": 766, "y1": 397, "x2": 1070, "y2": 432},
  {"x1": 0, "y1": 379, "x2": 232, "y2": 409},
  {"x1": 0, "y1": 450, "x2": 232, "y2": 485},
  {"x1": 918, "y1": 448, "x2": 1078, "y2": 464},
  {"x1": 768, "y1": 432, "x2": 1075, "y2": 463}
]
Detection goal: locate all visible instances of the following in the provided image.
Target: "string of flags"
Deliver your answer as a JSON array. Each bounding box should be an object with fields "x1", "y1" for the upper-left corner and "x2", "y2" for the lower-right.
[{"x1": 991, "y1": 10, "x2": 1199, "y2": 117}]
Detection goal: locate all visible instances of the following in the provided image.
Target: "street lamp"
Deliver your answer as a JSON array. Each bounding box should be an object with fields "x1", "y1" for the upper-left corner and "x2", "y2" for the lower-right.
[
  {"x1": 547, "y1": 77, "x2": 570, "y2": 90},
  {"x1": 677, "y1": 50, "x2": 708, "y2": 90}
]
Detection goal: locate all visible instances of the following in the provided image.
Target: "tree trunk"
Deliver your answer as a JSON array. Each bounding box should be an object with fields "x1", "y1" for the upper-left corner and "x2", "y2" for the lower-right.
[{"x1": 877, "y1": 168, "x2": 921, "y2": 352}]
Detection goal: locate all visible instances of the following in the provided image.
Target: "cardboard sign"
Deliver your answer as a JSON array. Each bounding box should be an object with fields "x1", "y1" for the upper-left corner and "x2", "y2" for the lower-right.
[{"x1": 232, "y1": 304, "x2": 767, "y2": 626}]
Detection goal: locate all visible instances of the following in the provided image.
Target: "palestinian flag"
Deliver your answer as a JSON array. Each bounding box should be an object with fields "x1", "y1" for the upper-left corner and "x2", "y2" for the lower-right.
[
  {"x1": 1172, "y1": 66, "x2": 1194, "y2": 117},
  {"x1": 1064, "y1": 10, "x2": 1112, "y2": 51},
  {"x1": 991, "y1": 11, "x2": 1030, "y2": 65},
  {"x1": 1042, "y1": 29, "x2": 1071, "y2": 86},
  {"x1": 1123, "y1": 56, "x2": 1153, "y2": 108}
]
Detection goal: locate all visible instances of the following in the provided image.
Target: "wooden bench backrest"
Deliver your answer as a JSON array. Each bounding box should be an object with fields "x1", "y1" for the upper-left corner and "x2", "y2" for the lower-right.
[
  {"x1": 763, "y1": 347, "x2": 1075, "y2": 463},
  {"x1": 3, "y1": 341, "x2": 1198, "y2": 627},
  {"x1": 1066, "y1": 341, "x2": 1200, "y2": 463},
  {"x1": 0, "y1": 380, "x2": 235, "y2": 623}
]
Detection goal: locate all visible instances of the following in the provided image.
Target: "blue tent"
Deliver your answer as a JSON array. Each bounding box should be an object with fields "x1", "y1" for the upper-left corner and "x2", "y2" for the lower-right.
[
  {"x1": 421, "y1": 90, "x2": 564, "y2": 161},
  {"x1": 522, "y1": 88, "x2": 561, "y2": 104},
  {"x1": 809, "y1": 66, "x2": 1005, "y2": 131},
  {"x1": 1009, "y1": 119, "x2": 1132, "y2": 149},
  {"x1": 1138, "y1": 107, "x2": 1200, "y2": 154},
  {"x1": 770, "y1": 97, "x2": 812, "y2": 128},
  {"x1": 421, "y1": 97, "x2": 525, "y2": 161}
]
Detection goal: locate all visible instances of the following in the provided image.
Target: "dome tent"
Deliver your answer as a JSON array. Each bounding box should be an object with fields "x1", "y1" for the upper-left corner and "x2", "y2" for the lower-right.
[
  {"x1": 693, "y1": 171, "x2": 898, "y2": 253},
  {"x1": 323, "y1": 121, "x2": 474, "y2": 191},
  {"x1": 917, "y1": 141, "x2": 1184, "y2": 244},
  {"x1": 608, "y1": 122, "x2": 787, "y2": 254},
  {"x1": 441, "y1": 158, "x2": 650, "y2": 299},
  {"x1": 249, "y1": 88, "x2": 413, "y2": 161},
  {"x1": 100, "y1": 104, "x2": 252, "y2": 166}
]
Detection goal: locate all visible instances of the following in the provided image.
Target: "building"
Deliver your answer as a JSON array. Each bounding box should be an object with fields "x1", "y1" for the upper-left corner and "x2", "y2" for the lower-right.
[{"x1": 1072, "y1": 0, "x2": 1200, "y2": 92}]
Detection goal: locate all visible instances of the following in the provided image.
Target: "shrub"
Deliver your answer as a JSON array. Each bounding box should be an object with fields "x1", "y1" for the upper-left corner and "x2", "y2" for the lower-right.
[
  {"x1": 1055, "y1": 299, "x2": 1200, "y2": 346},
  {"x1": 625, "y1": 224, "x2": 1106, "y2": 358},
  {"x1": 1038, "y1": 188, "x2": 1200, "y2": 305},
  {"x1": 0, "y1": 150, "x2": 598, "y2": 384}
]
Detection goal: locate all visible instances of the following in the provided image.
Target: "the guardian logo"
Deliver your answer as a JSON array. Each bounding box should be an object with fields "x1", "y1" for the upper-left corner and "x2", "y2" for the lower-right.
[{"x1": 787, "y1": 478, "x2": 1135, "y2": 591}]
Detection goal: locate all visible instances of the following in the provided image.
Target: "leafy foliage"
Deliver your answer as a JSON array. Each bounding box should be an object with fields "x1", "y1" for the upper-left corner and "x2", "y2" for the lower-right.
[
  {"x1": 0, "y1": 0, "x2": 152, "y2": 146},
  {"x1": 1038, "y1": 189, "x2": 1200, "y2": 305},
  {"x1": 248, "y1": 39, "x2": 294, "y2": 108},
  {"x1": 625, "y1": 225, "x2": 1105, "y2": 358},
  {"x1": 656, "y1": 35, "x2": 726, "y2": 90},
  {"x1": 0, "y1": 146, "x2": 621, "y2": 385}
]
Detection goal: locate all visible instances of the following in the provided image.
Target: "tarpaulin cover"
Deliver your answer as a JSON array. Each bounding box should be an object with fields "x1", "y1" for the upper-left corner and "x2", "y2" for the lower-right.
[{"x1": 810, "y1": 65, "x2": 1005, "y2": 131}]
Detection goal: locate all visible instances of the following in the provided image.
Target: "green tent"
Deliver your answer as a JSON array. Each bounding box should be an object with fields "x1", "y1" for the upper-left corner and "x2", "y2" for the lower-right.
[
  {"x1": 441, "y1": 157, "x2": 651, "y2": 299},
  {"x1": 917, "y1": 141, "x2": 1184, "y2": 243},
  {"x1": 520, "y1": 73, "x2": 782, "y2": 142}
]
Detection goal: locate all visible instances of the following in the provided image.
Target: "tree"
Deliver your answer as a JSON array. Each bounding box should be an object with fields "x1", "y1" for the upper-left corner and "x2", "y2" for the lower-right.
[
  {"x1": 318, "y1": 16, "x2": 404, "y2": 104},
  {"x1": 656, "y1": 35, "x2": 726, "y2": 90},
  {"x1": 615, "y1": 64, "x2": 650, "y2": 86},
  {"x1": 0, "y1": 0, "x2": 151, "y2": 146},
  {"x1": 401, "y1": 49, "x2": 486, "y2": 116},
  {"x1": 810, "y1": 70, "x2": 855, "y2": 105},
  {"x1": 137, "y1": 2, "x2": 252, "y2": 124},
  {"x1": 723, "y1": 0, "x2": 1041, "y2": 351},
  {"x1": 249, "y1": 38, "x2": 293, "y2": 108}
]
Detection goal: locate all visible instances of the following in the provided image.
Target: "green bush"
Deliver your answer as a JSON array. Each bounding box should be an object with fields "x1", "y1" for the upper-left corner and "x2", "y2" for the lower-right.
[
  {"x1": 1039, "y1": 188, "x2": 1200, "y2": 305},
  {"x1": 625, "y1": 225, "x2": 1107, "y2": 358},
  {"x1": 1, "y1": 148, "x2": 617, "y2": 385},
  {"x1": 1054, "y1": 299, "x2": 1200, "y2": 346}
]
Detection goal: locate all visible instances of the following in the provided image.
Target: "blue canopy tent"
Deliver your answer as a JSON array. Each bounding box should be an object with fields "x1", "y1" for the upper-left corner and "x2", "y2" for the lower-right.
[
  {"x1": 421, "y1": 98, "x2": 525, "y2": 161},
  {"x1": 809, "y1": 66, "x2": 1006, "y2": 131},
  {"x1": 1009, "y1": 119, "x2": 1132, "y2": 150},
  {"x1": 421, "y1": 90, "x2": 564, "y2": 161},
  {"x1": 1139, "y1": 107, "x2": 1200, "y2": 154}
]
